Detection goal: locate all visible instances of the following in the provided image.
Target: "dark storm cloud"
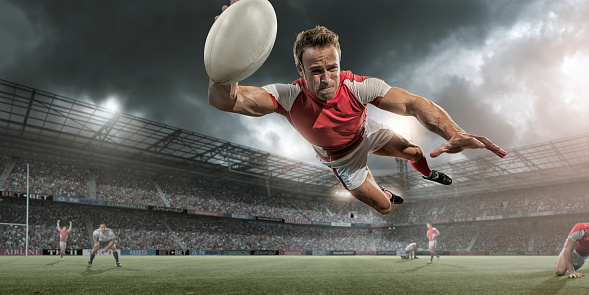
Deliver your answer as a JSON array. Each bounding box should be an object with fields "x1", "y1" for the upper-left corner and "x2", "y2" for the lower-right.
[
  {"x1": 1, "y1": 0, "x2": 587, "y2": 172},
  {"x1": 0, "y1": 0, "x2": 249, "y2": 141}
]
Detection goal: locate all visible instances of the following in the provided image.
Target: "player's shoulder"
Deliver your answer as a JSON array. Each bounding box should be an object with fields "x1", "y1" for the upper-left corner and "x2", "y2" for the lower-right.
[
  {"x1": 340, "y1": 70, "x2": 385, "y2": 83},
  {"x1": 569, "y1": 223, "x2": 588, "y2": 240},
  {"x1": 571, "y1": 223, "x2": 589, "y2": 233}
]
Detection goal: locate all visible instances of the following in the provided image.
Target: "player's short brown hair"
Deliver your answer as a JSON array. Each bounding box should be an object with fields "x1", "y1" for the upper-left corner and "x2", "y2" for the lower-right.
[{"x1": 293, "y1": 26, "x2": 341, "y2": 68}]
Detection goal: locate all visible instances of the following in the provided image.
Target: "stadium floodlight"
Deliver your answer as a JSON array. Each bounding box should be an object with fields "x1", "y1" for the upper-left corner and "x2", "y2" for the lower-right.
[{"x1": 102, "y1": 95, "x2": 121, "y2": 113}]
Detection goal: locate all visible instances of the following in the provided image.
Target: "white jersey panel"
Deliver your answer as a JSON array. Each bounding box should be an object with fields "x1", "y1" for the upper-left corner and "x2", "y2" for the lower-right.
[
  {"x1": 262, "y1": 83, "x2": 302, "y2": 112},
  {"x1": 342, "y1": 78, "x2": 391, "y2": 105},
  {"x1": 93, "y1": 228, "x2": 116, "y2": 242},
  {"x1": 570, "y1": 230, "x2": 587, "y2": 241}
]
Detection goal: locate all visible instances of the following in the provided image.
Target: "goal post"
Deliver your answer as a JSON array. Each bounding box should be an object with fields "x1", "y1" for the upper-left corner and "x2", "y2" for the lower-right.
[{"x1": 0, "y1": 163, "x2": 31, "y2": 257}]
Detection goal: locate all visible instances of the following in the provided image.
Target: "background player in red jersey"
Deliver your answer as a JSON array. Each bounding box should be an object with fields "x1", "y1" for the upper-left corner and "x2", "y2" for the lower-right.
[
  {"x1": 426, "y1": 222, "x2": 440, "y2": 264},
  {"x1": 56, "y1": 220, "x2": 72, "y2": 261},
  {"x1": 555, "y1": 223, "x2": 589, "y2": 278},
  {"x1": 209, "y1": 2, "x2": 507, "y2": 215}
]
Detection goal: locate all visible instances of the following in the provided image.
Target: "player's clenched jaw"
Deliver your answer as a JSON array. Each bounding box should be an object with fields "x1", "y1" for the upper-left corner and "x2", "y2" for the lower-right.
[{"x1": 296, "y1": 45, "x2": 340, "y2": 101}]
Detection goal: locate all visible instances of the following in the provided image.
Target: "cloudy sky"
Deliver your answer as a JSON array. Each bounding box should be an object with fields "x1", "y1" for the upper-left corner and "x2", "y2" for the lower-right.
[{"x1": 1, "y1": 0, "x2": 588, "y2": 175}]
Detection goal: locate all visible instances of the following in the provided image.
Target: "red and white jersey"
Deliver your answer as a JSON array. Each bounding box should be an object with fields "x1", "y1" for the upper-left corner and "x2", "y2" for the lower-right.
[
  {"x1": 59, "y1": 230, "x2": 68, "y2": 242},
  {"x1": 263, "y1": 71, "x2": 391, "y2": 161},
  {"x1": 569, "y1": 223, "x2": 589, "y2": 257},
  {"x1": 427, "y1": 227, "x2": 438, "y2": 241}
]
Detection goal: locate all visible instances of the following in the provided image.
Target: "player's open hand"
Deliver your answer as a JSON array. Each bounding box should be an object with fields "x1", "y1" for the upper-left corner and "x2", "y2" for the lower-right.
[
  {"x1": 569, "y1": 272, "x2": 585, "y2": 278},
  {"x1": 430, "y1": 133, "x2": 507, "y2": 158},
  {"x1": 215, "y1": 0, "x2": 239, "y2": 20}
]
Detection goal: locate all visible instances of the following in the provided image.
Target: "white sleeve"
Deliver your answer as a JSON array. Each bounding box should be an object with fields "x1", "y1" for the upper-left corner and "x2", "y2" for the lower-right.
[
  {"x1": 569, "y1": 230, "x2": 586, "y2": 241},
  {"x1": 343, "y1": 78, "x2": 391, "y2": 105},
  {"x1": 262, "y1": 83, "x2": 302, "y2": 112}
]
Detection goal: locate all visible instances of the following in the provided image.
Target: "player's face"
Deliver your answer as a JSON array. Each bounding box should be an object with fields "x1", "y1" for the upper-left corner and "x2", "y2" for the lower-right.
[
  {"x1": 62, "y1": 227, "x2": 66, "y2": 231},
  {"x1": 427, "y1": 223, "x2": 431, "y2": 229},
  {"x1": 100, "y1": 224, "x2": 106, "y2": 232},
  {"x1": 297, "y1": 45, "x2": 340, "y2": 101}
]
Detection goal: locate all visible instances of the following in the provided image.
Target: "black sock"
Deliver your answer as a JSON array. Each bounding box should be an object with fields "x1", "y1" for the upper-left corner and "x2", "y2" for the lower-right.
[
  {"x1": 113, "y1": 251, "x2": 119, "y2": 263},
  {"x1": 90, "y1": 254, "x2": 95, "y2": 263}
]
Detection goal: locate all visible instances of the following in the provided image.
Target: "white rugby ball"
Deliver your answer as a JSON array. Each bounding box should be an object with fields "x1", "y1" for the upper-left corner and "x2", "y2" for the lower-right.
[{"x1": 204, "y1": 0, "x2": 277, "y2": 84}]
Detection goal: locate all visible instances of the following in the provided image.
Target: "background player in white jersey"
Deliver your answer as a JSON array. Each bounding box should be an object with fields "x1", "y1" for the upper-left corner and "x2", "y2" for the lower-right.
[
  {"x1": 88, "y1": 223, "x2": 121, "y2": 267},
  {"x1": 402, "y1": 242, "x2": 418, "y2": 260},
  {"x1": 209, "y1": 1, "x2": 507, "y2": 216},
  {"x1": 56, "y1": 220, "x2": 72, "y2": 261},
  {"x1": 427, "y1": 222, "x2": 440, "y2": 264}
]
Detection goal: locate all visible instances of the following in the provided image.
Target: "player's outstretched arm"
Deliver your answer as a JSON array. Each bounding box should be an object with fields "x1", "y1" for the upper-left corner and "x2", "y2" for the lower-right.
[
  {"x1": 377, "y1": 87, "x2": 507, "y2": 158},
  {"x1": 67, "y1": 221, "x2": 72, "y2": 232},
  {"x1": 208, "y1": 80, "x2": 275, "y2": 117},
  {"x1": 563, "y1": 238, "x2": 584, "y2": 278},
  {"x1": 56, "y1": 220, "x2": 60, "y2": 231}
]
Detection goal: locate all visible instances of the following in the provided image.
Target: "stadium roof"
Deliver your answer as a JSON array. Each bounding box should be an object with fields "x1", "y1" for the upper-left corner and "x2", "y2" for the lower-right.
[
  {"x1": 376, "y1": 133, "x2": 589, "y2": 199},
  {"x1": 1, "y1": 79, "x2": 588, "y2": 201}
]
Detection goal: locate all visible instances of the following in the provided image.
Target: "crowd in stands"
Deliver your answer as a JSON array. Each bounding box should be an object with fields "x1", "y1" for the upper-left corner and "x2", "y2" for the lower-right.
[
  {"x1": 2, "y1": 155, "x2": 587, "y2": 226},
  {"x1": 3, "y1": 158, "x2": 90, "y2": 198},
  {"x1": 95, "y1": 169, "x2": 165, "y2": 207},
  {"x1": 1, "y1": 200, "x2": 585, "y2": 253},
  {"x1": 0, "y1": 202, "x2": 88, "y2": 249},
  {"x1": 1, "y1": 154, "x2": 587, "y2": 253}
]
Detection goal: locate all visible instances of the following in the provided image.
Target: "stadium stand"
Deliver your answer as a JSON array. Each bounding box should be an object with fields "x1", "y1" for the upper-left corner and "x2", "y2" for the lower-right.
[{"x1": 0, "y1": 79, "x2": 587, "y2": 254}]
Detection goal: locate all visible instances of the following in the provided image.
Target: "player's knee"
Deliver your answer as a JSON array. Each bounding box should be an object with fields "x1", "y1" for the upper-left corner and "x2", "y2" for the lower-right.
[
  {"x1": 555, "y1": 269, "x2": 566, "y2": 276},
  {"x1": 375, "y1": 204, "x2": 391, "y2": 215}
]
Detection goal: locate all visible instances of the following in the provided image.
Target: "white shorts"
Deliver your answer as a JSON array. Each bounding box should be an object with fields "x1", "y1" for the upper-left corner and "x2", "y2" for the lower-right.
[
  {"x1": 60, "y1": 241, "x2": 66, "y2": 248},
  {"x1": 429, "y1": 240, "x2": 437, "y2": 249},
  {"x1": 319, "y1": 119, "x2": 394, "y2": 190}
]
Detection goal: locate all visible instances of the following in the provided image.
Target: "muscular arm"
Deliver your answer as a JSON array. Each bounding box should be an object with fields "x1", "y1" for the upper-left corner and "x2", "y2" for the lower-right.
[
  {"x1": 434, "y1": 229, "x2": 440, "y2": 238},
  {"x1": 67, "y1": 221, "x2": 72, "y2": 232},
  {"x1": 104, "y1": 239, "x2": 115, "y2": 251},
  {"x1": 563, "y1": 237, "x2": 583, "y2": 278},
  {"x1": 56, "y1": 220, "x2": 60, "y2": 231},
  {"x1": 377, "y1": 87, "x2": 507, "y2": 158},
  {"x1": 208, "y1": 80, "x2": 275, "y2": 117},
  {"x1": 378, "y1": 87, "x2": 463, "y2": 139}
]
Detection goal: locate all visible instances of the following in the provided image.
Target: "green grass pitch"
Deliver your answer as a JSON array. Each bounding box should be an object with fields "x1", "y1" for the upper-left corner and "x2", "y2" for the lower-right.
[{"x1": 0, "y1": 256, "x2": 587, "y2": 294}]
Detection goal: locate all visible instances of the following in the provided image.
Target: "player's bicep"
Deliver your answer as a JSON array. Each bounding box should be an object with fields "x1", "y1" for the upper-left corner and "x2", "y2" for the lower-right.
[
  {"x1": 377, "y1": 87, "x2": 418, "y2": 116},
  {"x1": 234, "y1": 86, "x2": 275, "y2": 117},
  {"x1": 564, "y1": 237, "x2": 576, "y2": 251}
]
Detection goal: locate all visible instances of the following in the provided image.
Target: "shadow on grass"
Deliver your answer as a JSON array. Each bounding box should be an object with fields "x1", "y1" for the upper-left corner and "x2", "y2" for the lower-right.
[
  {"x1": 405, "y1": 264, "x2": 429, "y2": 273},
  {"x1": 527, "y1": 274, "x2": 568, "y2": 295},
  {"x1": 45, "y1": 260, "x2": 60, "y2": 267},
  {"x1": 81, "y1": 267, "x2": 116, "y2": 276},
  {"x1": 437, "y1": 263, "x2": 464, "y2": 269},
  {"x1": 81, "y1": 266, "x2": 140, "y2": 275}
]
